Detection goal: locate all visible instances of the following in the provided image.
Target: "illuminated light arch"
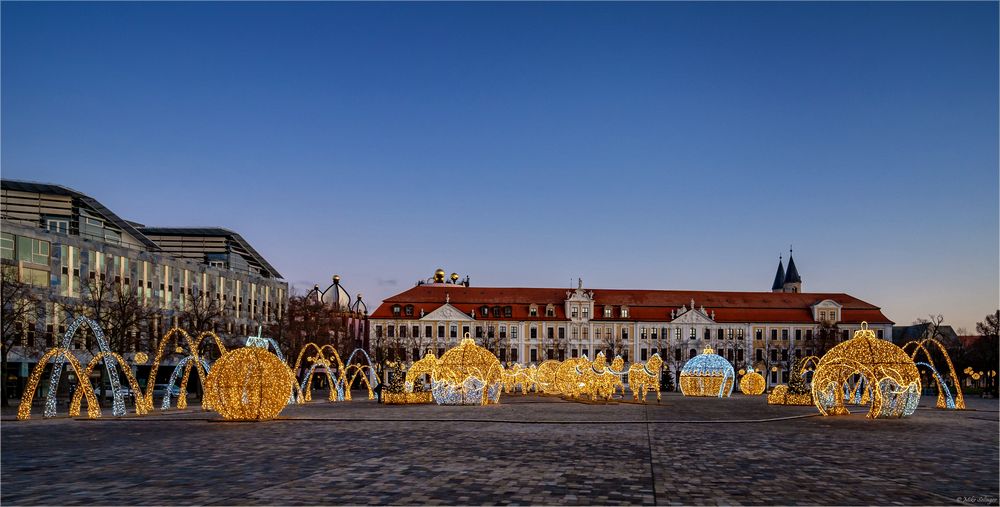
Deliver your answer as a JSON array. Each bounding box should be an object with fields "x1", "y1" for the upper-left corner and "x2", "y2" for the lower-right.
[
  {"x1": 19, "y1": 348, "x2": 100, "y2": 420},
  {"x1": 903, "y1": 339, "x2": 965, "y2": 410},
  {"x1": 142, "y1": 328, "x2": 209, "y2": 411},
  {"x1": 336, "y1": 348, "x2": 376, "y2": 401},
  {"x1": 161, "y1": 356, "x2": 213, "y2": 410},
  {"x1": 915, "y1": 361, "x2": 957, "y2": 409},
  {"x1": 430, "y1": 336, "x2": 503, "y2": 405},
  {"x1": 70, "y1": 351, "x2": 148, "y2": 416},
  {"x1": 300, "y1": 358, "x2": 337, "y2": 402},
  {"x1": 629, "y1": 353, "x2": 664, "y2": 402},
  {"x1": 44, "y1": 316, "x2": 128, "y2": 417},
  {"x1": 812, "y1": 322, "x2": 921, "y2": 419}
]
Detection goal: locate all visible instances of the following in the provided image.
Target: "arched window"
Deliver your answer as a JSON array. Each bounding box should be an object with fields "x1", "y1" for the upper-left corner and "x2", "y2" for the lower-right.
[{"x1": 689, "y1": 348, "x2": 697, "y2": 359}]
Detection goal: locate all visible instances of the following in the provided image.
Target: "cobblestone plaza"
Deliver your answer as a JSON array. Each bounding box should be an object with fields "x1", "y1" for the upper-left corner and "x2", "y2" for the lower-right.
[{"x1": 2, "y1": 394, "x2": 997, "y2": 506}]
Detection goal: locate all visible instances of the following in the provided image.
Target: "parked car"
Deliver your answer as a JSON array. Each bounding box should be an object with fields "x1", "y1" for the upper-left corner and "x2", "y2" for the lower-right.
[
  {"x1": 93, "y1": 382, "x2": 134, "y2": 401},
  {"x1": 151, "y1": 384, "x2": 182, "y2": 398}
]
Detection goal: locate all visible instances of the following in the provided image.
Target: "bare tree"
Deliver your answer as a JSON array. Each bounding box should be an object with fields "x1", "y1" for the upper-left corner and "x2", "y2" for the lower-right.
[
  {"x1": 177, "y1": 286, "x2": 233, "y2": 360},
  {"x1": 1, "y1": 264, "x2": 41, "y2": 406},
  {"x1": 971, "y1": 310, "x2": 999, "y2": 396},
  {"x1": 64, "y1": 265, "x2": 158, "y2": 401}
]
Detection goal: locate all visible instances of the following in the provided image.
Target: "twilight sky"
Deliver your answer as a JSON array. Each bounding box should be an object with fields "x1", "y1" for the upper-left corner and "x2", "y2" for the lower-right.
[{"x1": 2, "y1": 2, "x2": 997, "y2": 331}]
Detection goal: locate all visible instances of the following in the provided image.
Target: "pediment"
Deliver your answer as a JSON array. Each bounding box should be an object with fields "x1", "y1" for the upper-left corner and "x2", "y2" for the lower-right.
[
  {"x1": 812, "y1": 299, "x2": 843, "y2": 309},
  {"x1": 672, "y1": 309, "x2": 716, "y2": 324},
  {"x1": 421, "y1": 303, "x2": 475, "y2": 321}
]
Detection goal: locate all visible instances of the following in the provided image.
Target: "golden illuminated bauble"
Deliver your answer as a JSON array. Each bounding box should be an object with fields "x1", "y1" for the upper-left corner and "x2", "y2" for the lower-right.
[
  {"x1": 739, "y1": 371, "x2": 766, "y2": 396},
  {"x1": 134, "y1": 352, "x2": 148, "y2": 364},
  {"x1": 204, "y1": 347, "x2": 294, "y2": 421},
  {"x1": 175, "y1": 346, "x2": 184, "y2": 354},
  {"x1": 812, "y1": 322, "x2": 920, "y2": 419}
]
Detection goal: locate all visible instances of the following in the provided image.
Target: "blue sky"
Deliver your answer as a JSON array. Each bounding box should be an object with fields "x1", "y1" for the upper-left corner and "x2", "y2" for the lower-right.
[{"x1": 2, "y1": 2, "x2": 997, "y2": 331}]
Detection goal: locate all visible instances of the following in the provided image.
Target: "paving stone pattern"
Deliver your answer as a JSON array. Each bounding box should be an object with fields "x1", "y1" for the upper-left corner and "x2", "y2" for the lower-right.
[{"x1": 2, "y1": 393, "x2": 997, "y2": 505}]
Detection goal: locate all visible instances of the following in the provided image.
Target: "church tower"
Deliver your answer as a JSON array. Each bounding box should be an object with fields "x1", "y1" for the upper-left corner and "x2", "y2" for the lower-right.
[
  {"x1": 783, "y1": 248, "x2": 802, "y2": 293},
  {"x1": 771, "y1": 255, "x2": 785, "y2": 293}
]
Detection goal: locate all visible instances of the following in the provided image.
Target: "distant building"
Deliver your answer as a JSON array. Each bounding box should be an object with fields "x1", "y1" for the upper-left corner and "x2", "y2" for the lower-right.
[
  {"x1": 305, "y1": 274, "x2": 371, "y2": 353},
  {"x1": 891, "y1": 322, "x2": 960, "y2": 346},
  {"x1": 370, "y1": 256, "x2": 894, "y2": 386},
  {"x1": 1, "y1": 179, "x2": 288, "y2": 396}
]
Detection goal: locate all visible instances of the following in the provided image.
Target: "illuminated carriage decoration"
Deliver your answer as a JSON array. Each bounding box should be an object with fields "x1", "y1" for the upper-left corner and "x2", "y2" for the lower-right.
[
  {"x1": 431, "y1": 336, "x2": 504, "y2": 405},
  {"x1": 679, "y1": 348, "x2": 735, "y2": 398},
  {"x1": 811, "y1": 322, "x2": 920, "y2": 419}
]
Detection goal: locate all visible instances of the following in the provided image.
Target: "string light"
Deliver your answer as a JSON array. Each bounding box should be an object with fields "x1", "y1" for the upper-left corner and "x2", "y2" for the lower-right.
[
  {"x1": 43, "y1": 316, "x2": 127, "y2": 417},
  {"x1": 18, "y1": 348, "x2": 100, "y2": 420},
  {"x1": 679, "y1": 348, "x2": 734, "y2": 398},
  {"x1": 160, "y1": 356, "x2": 212, "y2": 410},
  {"x1": 430, "y1": 336, "x2": 504, "y2": 405},
  {"x1": 903, "y1": 339, "x2": 965, "y2": 410},
  {"x1": 204, "y1": 347, "x2": 295, "y2": 421},
  {"x1": 812, "y1": 322, "x2": 921, "y2": 419},
  {"x1": 626, "y1": 353, "x2": 663, "y2": 402},
  {"x1": 766, "y1": 384, "x2": 813, "y2": 406},
  {"x1": 134, "y1": 352, "x2": 148, "y2": 364},
  {"x1": 69, "y1": 351, "x2": 148, "y2": 416},
  {"x1": 739, "y1": 368, "x2": 766, "y2": 396}
]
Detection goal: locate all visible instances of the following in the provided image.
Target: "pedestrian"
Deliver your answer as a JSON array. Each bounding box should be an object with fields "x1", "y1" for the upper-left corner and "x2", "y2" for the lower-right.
[{"x1": 374, "y1": 381, "x2": 383, "y2": 403}]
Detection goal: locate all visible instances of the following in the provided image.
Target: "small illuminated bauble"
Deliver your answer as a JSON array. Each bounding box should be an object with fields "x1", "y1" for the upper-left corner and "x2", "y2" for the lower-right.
[
  {"x1": 811, "y1": 322, "x2": 920, "y2": 419},
  {"x1": 175, "y1": 346, "x2": 184, "y2": 354},
  {"x1": 679, "y1": 348, "x2": 735, "y2": 398},
  {"x1": 204, "y1": 347, "x2": 294, "y2": 421},
  {"x1": 739, "y1": 370, "x2": 766, "y2": 396},
  {"x1": 134, "y1": 352, "x2": 148, "y2": 364}
]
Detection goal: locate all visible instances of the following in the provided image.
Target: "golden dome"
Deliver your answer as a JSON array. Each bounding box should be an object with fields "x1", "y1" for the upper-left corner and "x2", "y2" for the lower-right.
[
  {"x1": 451, "y1": 272, "x2": 460, "y2": 281},
  {"x1": 434, "y1": 269, "x2": 446, "y2": 283}
]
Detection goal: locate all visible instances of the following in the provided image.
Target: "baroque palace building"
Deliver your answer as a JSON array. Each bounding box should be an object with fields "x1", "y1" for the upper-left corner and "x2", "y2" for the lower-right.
[
  {"x1": 1, "y1": 179, "x2": 287, "y2": 397},
  {"x1": 369, "y1": 260, "x2": 893, "y2": 386}
]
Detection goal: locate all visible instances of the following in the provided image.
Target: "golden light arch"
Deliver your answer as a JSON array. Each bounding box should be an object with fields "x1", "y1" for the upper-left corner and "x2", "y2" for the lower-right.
[
  {"x1": 902, "y1": 338, "x2": 965, "y2": 410},
  {"x1": 18, "y1": 348, "x2": 100, "y2": 420},
  {"x1": 70, "y1": 351, "x2": 148, "y2": 416},
  {"x1": 142, "y1": 327, "x2": 226, "y2": 411}
]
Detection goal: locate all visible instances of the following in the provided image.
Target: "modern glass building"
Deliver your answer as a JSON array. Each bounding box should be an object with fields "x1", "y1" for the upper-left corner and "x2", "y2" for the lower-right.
[{"x1": 1, "y1": 179, "x2": 288, "y2": 399}]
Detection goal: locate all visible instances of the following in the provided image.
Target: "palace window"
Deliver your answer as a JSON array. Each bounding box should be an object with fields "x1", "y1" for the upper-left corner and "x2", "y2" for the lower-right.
[
  {"x1": 529, "y1": 305, "x2": 538, "y2": 317},
  {"x1": 582, "y1": 327, "x2": 588, "y2": 340},
  {"x1": 717, "y1": 328, "x2": 724, "y2": 340},
  {"x1": 545, "y1": 305, "x2": 555, "y2": 317},
  {"x1": 511, "y1": 327, "x2": 518, "y2": 339},
  {"x1": 640, "y1": 327, "x2": 647, "y2": 340},
  {"x1": 689, "y1": 327, "x2": 696, "y2": 339},
  {"x1": 504, "y1": 306, "x2": 512, "y2": 318},
  {"x1": 582, "y1": 306, "x2": 589, "y2": 318},
  {"x1": 675, "y1": 328, "x2": 681, "y2": 340},
  {"x1": 493, "y1": 306, "x2": 501, "y2": 318},
  {"x1": 547, "y1": 327, "x2": 554, "y2": 339},
  {"x1": 771, "y1": 329, "x2": 778, "y2": 340},
  {"x1": 480, "y1": 306, "x2": 489, "y2": 317},
  {"x1": 620, "y1": 306, "x2": 629, "y2": 318},
  {"x1": 500, "y1": 325, "x2": 507, "y2": 338},
  {"x1": 558, "y1": 327, "x2": 565, "y2": 339},
  {"x1": 704, "y1": 329, "x2": 711, "y2": 340},
  {"x1": 450, "y1": 325, "x2": 457, "y2": 338},
  {"x1": 530, "y1": 326, "x2": 537, "y2": 339},
  {"x1": 621, "y1": 328, "x2": 628, "y2": 340},
  {"x1": 781, "y1": 329, "x2": 788, "y2": 340},
  {"x1": 604, "y1": 306, "x2": 613, "y2": 318},
  {"x1": 412, "y1": 325, "x2": 419, "y2": 337},
  {"x1": 404, "y1": 305, "x2": 413, "y2": 317},
  {"x1": 571, "y1": 306, "x2": 578, "y2": 318},
  {"x1": 795, "y1": 329, "x2": 802, "y2": 341},
  {"x1": 392, "y1": 305, "x2": 401, "y2": 317}
]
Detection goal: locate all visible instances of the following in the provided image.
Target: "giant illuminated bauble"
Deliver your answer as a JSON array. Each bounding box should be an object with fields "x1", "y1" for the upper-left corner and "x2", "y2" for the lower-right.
[
  {"x1": 739, "y1": 370, "x2": 766, "y2": 396},
  {"x1": 680, "y1": 348, "x2": 735, "y2": 397},
  {"x1": 812, "y1": 322, "x2": 920, "y2": 419},
  {"x1": 205, "y1": 347, "x2": 294, "y2": 421}
]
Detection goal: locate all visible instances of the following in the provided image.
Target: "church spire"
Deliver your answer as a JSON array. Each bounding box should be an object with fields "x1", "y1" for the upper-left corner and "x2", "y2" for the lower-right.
[
  {"x1": 771, "y1": 254, "x2": 786, "y2": 292},
  {"x1": 783, "y1": 247, "x2": 802, "y2": 293}
]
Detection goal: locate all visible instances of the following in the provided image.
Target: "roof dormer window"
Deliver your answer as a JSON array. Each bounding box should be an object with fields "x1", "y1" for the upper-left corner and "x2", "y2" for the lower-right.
[
  {"x1": 503, "y1": 306, "x2": 512, "y2": 318},
  {"x1": 492, "y1": 306, "x2": 501, "y2": 318},
  {"x1": 404, "y1": 305, "x2": 414, "y2": 317},
  {"x1": 480, "y1": 305, "x2": 489, "y2": 317},
  {"x1": 392, "y1": 305, "x2": 401, "y2": 317},
  {"x1": 545, "y1": 304, "x2": 555, "y2": 317},
  {"x1": 529, "y1": 304, "x2": 538, "y2": 317},
  {"x1": 604, "y1": 306, "x2": 613, "y2": 318},
  {"x1": 620, "y1": 306, "x2": 629, "y2": 318}
]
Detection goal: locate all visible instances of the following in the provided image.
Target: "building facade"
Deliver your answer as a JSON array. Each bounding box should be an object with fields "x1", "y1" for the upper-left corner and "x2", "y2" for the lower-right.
[
  {"x1": 369, "y1": 260, "x2": 894, "y2": 386},
  {"x1": 1, "y1": 179, "x2": 288, "y2": 396}
]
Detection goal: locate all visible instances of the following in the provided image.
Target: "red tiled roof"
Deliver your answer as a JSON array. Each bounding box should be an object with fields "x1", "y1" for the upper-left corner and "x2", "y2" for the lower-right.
[{"x1": 370, "y1": 285, "x2": 893, "y2": 324}]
